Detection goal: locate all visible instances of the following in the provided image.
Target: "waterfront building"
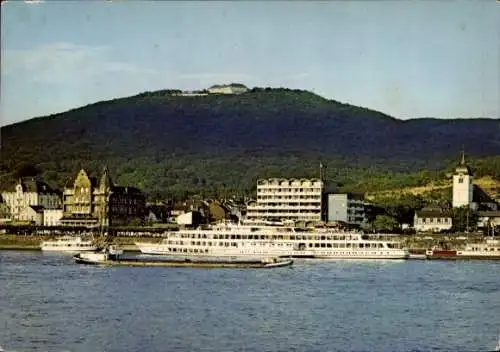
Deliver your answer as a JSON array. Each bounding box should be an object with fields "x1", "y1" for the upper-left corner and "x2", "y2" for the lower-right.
[
  {"x1": 0, "y1": 199, "x2": 10, "y2": 224},
  {"x1": 208, "y1": 201, "x2": 231, "y2": 223},
  {"x1": 1, "y1": 177, "x2": 61, "y2": 222},
  {"x1": 326, "y1": 193, "x2": 366, "y2": 226},
  {"x1": 245, "y1": 178, "x2": 324, "y2": 224},
  {"x1": 145, "y1": 203, "x2": 172, "y2": 224},
  {"x1": 414, "y1": 208, "x2": 452, "y2": 233},
  {"x1": 176, "y1": 211, "x2": 203, "y2": 227},
  {"x1": 18, "y1": 205, "x2": 44, "y2": 225},
  {"x1": 43, "y1": 209, "x2": 64, "y2": 227},
  {"x1": 477, "y1": 211, "x2": 500, "y2": 230},
  {"x1": 60, "y1": 167, "x2": 146, "y2": 227},
  {"x1": 452, "y1": 152, "x2": 474, "y2": 208}
]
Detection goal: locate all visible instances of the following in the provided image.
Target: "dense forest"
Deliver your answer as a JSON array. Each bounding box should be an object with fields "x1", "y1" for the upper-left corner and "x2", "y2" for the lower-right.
[{"x1": 1, "y1": 87, "x2": 499, "y2": 200}]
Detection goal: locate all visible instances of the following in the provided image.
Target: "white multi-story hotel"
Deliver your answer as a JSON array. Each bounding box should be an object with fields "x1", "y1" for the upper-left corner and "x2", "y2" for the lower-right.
[{"x1": 245, "y1": 178, "x2": 324, "y2": 224}]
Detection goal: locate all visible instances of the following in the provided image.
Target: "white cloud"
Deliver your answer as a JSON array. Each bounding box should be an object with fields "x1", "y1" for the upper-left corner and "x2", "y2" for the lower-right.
[
  {"x1": 3, "y1": 42, "x2": 156, "y2": 84},
  {"x1": 287, "y1": 73, "x2": 310, "y2": 80}
]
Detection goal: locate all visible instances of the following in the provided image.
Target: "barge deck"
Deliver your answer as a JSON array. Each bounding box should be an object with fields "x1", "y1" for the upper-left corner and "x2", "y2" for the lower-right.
[{"x1": 74, "y1": 253, "x2": 293, "y2": 268}]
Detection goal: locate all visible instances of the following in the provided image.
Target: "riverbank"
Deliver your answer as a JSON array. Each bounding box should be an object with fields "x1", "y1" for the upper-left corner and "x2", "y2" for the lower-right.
[
  {"x1": 0, "y1": 233, "x2": 493, "y2": 252},
  {"x1": 0, "y1": 234, "x2": 141, "y2": 252},
  {"x1": 0, "y1": 235, "x2": 43, "y2": 250}
]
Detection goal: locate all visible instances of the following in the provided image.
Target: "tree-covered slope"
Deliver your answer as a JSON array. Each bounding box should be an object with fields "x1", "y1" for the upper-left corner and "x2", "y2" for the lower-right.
[{"x1": 1, "y1": 87, "x2": 499, "y2": 199}]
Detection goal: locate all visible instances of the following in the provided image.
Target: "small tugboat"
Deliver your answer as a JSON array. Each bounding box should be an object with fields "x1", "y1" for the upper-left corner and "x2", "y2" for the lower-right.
[
  {"x1": 73, "y1": 245, "x2": 123, "y2": 265},
  {"x1": 425, "y1": 247, "x2": 457, "y2": 260},
  {"x1": 74, "y1": 246, "x2": 293, "y2": 269}
]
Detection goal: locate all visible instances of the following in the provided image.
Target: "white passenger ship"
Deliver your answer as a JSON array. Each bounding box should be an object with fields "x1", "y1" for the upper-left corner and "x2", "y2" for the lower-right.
[
  {"x1": 135, "y1": 224, "x2": 409, "y2": 260},
  {"x1": 457, "y1": 238, "x2": 500, "y2": 259},
  {"x1": 40, "y1": 236, "x2": 98, "y2": 252}
]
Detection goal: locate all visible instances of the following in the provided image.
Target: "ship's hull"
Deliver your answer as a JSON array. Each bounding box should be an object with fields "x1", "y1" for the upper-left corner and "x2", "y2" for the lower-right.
[
  {"x1": 426, "y1": 249, "x2": 500, "y2": 260},
  {"x1": 426, "y1": 249, "x2": 457, "y2": 260},
  {"x1": 135, "y1": 243, "x2": 409, "y2": 260},
  {"x1": 74, "y1": 253, "x2": 293, "y2": 268},
  {"x1": 456, "y1": 255, "x2": 500, "y2": 260}
]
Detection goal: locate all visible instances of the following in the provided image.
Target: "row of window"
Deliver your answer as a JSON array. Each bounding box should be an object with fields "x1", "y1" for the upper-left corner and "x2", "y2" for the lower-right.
[
  {"x1": 467, "y1": 247, "x2": 500, "y2": 252},
  {"x1": 257, "y1": 196, "x2": 321, "y2": 200},
  {"x1": 417, "y1": 217, "x2": 451, "y2": 224},
  {"x1": 166, "y1": 247, "x2": 395, "y2": 256},
  {"x1": 257, "y1": 182, "x2": 321, "y2": 187},
  {"x1": 253, "y1": 202, "x2": 321, "y2": 207},
  {"x1": 257, "y1": 188, "x2": 321, "y2": 193},
  {"x1": 174, "y1": 233, "x2": 373, "y2": 242},
  {"x1": 168, "y1": 240, "x2": 389, "y2": 249},
  {"x1": 246, "y1": 216, "x2": 320, "y2": 221},
  {"x1": 247, "y1": 209, "x2": 321, "y2": 213}
]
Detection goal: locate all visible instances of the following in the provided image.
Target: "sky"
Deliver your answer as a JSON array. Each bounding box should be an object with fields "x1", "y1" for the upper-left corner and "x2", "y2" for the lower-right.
[{"x1": 1, "y1": 1, "x2": 499, "y2": 126}]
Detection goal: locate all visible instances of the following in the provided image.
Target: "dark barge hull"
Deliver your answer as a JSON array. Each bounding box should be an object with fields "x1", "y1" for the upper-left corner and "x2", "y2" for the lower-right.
[
  {"x1": 426, "y1": 255, "x2": 500, "y2": 260},
  {"x1": 74, "y1": 255, "x2": 293, "y2": 268}
]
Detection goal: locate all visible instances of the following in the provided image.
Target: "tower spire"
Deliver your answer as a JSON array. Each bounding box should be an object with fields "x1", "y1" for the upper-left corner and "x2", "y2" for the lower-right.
[{"x1": 461, "y1": 148, "x2": 465, "y2": 166}]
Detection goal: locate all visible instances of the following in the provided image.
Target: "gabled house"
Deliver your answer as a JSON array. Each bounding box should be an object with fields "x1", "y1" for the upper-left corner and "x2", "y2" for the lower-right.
[{"x1": 414, "y1": 208, "x2": 452, "y2": 233}]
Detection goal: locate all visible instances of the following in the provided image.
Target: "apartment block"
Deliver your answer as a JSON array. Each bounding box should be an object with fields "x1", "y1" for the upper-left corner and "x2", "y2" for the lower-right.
[
  {"x1": 245, "y1": 178, "x2": 324, "y2": 223},
  {"x1": 326, "y1": 193, "x2": 366, "y2": 226}
]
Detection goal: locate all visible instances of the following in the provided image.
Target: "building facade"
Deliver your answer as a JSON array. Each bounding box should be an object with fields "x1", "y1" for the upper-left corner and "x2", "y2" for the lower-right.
[
  {"x1": 1, "y1": 178, "x2": 61, "y2": 222},
  {"x1": 43, "y1": 209, "x2": 64, "y2": 227},
  {"x1": 61, "y1": 168, "x2": 146, "y2": 227},
  {"x1": 245, "y1": 178, "x2": 324, "y2": 224},
  {"x1": 452, "y1": 153, "x2": 474, "y2": 208},
  {"x1": 414, "y1": 209, "x2": 452, "y2": 233},
  {"x1": 18, "y1": 205, "x2": 44, "y2": 225},
  {"x1": 326, "y1": 193, "x2": 366, "y2": 226},
  {"x1": 477, "y1": 211, "x2": 500, "y2": 230}
]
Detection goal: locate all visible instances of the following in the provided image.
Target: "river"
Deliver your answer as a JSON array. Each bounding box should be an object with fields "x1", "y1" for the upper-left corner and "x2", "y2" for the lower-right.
[{"x1": 0, "y1": 251, "x2": 499, "y2": 352}]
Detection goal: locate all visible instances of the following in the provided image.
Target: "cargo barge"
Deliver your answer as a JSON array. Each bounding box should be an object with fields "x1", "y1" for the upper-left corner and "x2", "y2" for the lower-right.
[{"x1": 73, "y1": 248, "x2": 293, "y2": 268}]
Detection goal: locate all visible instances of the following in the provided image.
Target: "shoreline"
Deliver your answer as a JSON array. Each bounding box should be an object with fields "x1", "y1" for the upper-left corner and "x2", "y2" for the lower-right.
[
  {"x1": 0, "y1": 234, "x2": 496, "y2": 255},
  {"x1": 0, "y1": 234, "x2": 141, "y2": 252},
  {"x1": 0, "y1": 245, "x2": 41, "y2": 251}
]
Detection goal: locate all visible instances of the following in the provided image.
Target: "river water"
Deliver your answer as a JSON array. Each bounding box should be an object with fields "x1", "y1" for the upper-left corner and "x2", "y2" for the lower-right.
[{"x1": 0, "y1": 251, "x2": 499, "y2": 352}]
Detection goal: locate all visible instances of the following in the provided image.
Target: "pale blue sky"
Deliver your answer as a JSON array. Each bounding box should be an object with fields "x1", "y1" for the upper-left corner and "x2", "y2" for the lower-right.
[{"x1": 1, "y1": 1, "x2": 498, "y2": 126}]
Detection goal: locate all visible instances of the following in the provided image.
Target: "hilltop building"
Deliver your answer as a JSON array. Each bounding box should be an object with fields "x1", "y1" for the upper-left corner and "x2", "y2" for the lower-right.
[
  {"x1": 245, "y1": 178, "x2": 324, "y2": 224},
  {"x1": 207, "y1": 84, "x2": 248, "y2": 95},
  {"x1": 326, "y1": 193, "x2": 366, "y2": 226},
  {"x1": 1, "y1": 177, "x2": 61, "y2": 223},
  {"x1": 452, "y1": 152, "x2": 474, "y2": 209},
  {"x1": 60, "y1": 167, "x2": 146, "y2": 227}
]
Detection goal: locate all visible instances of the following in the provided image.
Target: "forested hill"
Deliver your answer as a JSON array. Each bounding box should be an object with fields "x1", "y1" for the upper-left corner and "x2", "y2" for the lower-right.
[{"x1": 1, "y1": 87, "x2": 499, "y2": 199}]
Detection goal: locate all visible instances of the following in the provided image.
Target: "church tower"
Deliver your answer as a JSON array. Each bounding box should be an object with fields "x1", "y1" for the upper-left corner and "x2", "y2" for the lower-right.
[
  {"x1": 452, "y1": 151, "x2": 473, "y2": 208},
  {"x1": 99, "y1": 166, "x2": 113, "y2": 192},
  {"x1": 98, "y1": 166, "x2": 114, "y2": 227}
]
